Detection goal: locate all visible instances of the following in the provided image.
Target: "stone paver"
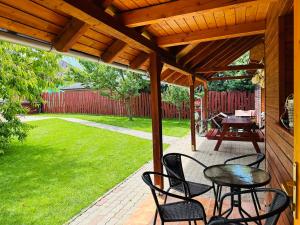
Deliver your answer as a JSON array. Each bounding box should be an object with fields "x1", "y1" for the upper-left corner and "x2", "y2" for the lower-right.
[
  {"x1": 67, "y1": 135, "x2": 265, "y2": 225},
  {"x1": 21, "y1": 116, "x2": 178, "y2": 144}
]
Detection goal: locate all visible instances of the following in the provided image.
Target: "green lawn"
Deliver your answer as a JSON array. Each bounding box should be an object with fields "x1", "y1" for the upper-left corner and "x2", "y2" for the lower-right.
[
  {"x1": 38, "y1": 113, "x2": 190, "y2": 137},
  {"x1": 0, "y1": 119, "x2": 168, "y2": 225}
]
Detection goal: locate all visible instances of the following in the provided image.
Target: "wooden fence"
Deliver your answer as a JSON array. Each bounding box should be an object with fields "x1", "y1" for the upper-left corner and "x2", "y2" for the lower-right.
[
  {"x1": 42, "y1": 90, "x2": 255, "y2": 119},
  {"x1": 208, "y1": 91, "x2": 255, "y2": 116},
  {"x1": 42, "y1": 91, "x2": 190, "y2": 119}
]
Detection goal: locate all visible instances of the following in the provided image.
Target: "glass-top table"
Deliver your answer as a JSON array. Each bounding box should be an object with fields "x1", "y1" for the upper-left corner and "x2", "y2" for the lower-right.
[{"x1": 204, "y1": 164, "x2": 271, "y2": 219}]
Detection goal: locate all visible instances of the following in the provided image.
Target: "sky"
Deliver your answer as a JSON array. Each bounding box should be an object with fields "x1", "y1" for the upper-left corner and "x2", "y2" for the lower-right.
[{"x1": 62, "y1": 55, "x2": 83, "y2": 69}]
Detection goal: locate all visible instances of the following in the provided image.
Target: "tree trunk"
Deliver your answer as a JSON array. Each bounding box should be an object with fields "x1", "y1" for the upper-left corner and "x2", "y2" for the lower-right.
[
  {"x1": 177, "y1": 107, "x2": 181, "y2": 121},
  {"x1": 125, "y1": 99, "x2": 133, "y2": 121}
]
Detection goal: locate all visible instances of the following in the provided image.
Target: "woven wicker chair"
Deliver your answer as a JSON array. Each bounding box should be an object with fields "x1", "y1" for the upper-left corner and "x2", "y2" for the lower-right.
[{"x1": 142, "y1": 172, "x2": 208, "y2": 225}]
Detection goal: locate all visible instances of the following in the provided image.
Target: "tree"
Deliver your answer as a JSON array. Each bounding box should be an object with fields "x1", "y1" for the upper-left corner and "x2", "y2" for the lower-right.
[
  {"x1": 0, "y1": 41, "x2": 62, "y2": 153},
  {"x1": 67, "y1": 59, "x2": 148, "y2": 120},
  {"x1": 162, "y1": 85, "x2": 190, "y2": 120},
  {"x1": 208, "y1": 52, "x2": 256, "y2": 92}
]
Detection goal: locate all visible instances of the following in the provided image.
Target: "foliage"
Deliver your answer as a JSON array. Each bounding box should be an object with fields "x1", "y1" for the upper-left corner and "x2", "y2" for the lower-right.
[
  {"x1": 162, "y1": 85, "x2": 190, "y2": 120},
  {"x1": 67, "y1": 60, "x2": 148, "y2": 120},
  {"x1": 38, "y1": 113, "x2": 190, "y2": 137},
  {"x1": 208, "y1": 52, "x2": 256, "y2": 92},
  {"x1": 0, "y1": 41, "x2": 62, "y2": 153},
  {"x1": 0, "y1": 119, "x2": 167, "y2": 225}
]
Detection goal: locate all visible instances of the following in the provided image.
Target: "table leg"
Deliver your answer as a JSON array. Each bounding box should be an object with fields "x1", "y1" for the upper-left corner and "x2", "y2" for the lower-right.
[{"x1": 214, "y1": 125, "x2": 228, "y2": 151}]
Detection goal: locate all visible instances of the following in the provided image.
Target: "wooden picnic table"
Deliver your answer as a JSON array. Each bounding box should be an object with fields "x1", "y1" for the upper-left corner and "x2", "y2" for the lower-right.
[{"x1": 211, "y1": 117, "x2": 263, "y2": 153}]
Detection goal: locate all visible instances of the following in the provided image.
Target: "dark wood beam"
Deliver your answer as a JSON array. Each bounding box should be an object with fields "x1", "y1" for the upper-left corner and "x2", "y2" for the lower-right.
[
  {"x1": 208, "y1": 75, "x2": 254, "y2": 81},
  {"x1": 149, "y1": 52, "x2": 163, "y2": 188},
  {"x1": 52, "y1": 0, "x2": 205, "y2": 80},
  {"x1": 157, "y1": 21, "x2": 265, "y2": 47},
  {"x1": 121, "y1": 0, "x2": 260, "y2": 28},
  {"x1": 190, "y1": 76, "x2": 196, "y2": 151},
  {"x1": 54, "y1": 17, "x2": 90, "y2": 52},
  {"x1": 196, "y1": 64, "x2": 264, "y2": 73},
  {"x1": 130, "y1": 52, "x2": 149, "y2": 69},
  {"x1": 101, "y1": 40, "x2": 127, "y2": 63}
]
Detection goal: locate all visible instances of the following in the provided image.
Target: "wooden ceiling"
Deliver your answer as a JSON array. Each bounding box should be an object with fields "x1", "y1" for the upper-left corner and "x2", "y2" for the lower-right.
[{"x1": 0, "y1": 0, "x2": 270, "y2": 86}]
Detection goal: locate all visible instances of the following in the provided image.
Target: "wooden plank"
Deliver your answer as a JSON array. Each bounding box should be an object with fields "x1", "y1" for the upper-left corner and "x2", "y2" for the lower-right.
[
  {"x1": 130, "y1": 52, "x2": 149, "y2": 69},
  {"x1": 121, "y1": 0, "x2": 260, "y2": 27},
  {"x1": 101, "y1": 39, "x2": 127, "y2": 63},
  {"x1": 157, "y1": 21, "x2": 266, "y2": 47},
  {"x1": 0, "y1": 16, "x2": 55, "y2": 42},
  {"x1": 196, "y1": 64, "x2": 264, "y2": 73},
  {"x1": 54, "y1": 17, "x2": 90, "y2": 52},
  {"x1": 149, "y1": 52, "x2": 164, "y2": 188}
]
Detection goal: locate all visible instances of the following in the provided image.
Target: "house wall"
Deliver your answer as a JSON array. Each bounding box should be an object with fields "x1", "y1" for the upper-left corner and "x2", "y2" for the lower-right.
[{"x1": 265, "y1": 0, "x2": 294, "y2": 224}]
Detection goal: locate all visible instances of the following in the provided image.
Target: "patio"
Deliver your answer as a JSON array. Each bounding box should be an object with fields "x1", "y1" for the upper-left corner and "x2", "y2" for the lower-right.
[
  {"x1": 68, "y1": 135, "x2": 265, "y2": 225},
  {"x1": 0, "y1": 0, "x2": 297, "y2": 224}
]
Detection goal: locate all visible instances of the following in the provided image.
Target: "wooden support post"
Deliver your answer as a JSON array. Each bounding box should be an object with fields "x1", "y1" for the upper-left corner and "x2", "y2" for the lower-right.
[
  {"x1": 149, "y1": 52, "x2": 163, "y2": 188},
  {"x1": 294, "y1": 1, "x2": 300, "y2": 222},
  {"x1": 203, "y1": 82, "x2": 209, "y2": 121},
  {"x1": 190, "y1": 76, "x2": 196, "y2": 151}
]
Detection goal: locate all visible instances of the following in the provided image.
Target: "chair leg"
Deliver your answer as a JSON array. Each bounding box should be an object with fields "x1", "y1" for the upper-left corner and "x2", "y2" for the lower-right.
[
  {"x1": 254, "y1": 191, "x2": 262, "y2": 210},
  {"x1": 188, "y1": 221, "x2": 191, "y2": 225},
  {"x1": 164, "y1": 187, "x2": 171, "y2": 204},
  {"x1": 153, "y1": 209, "x2": 158, "y2": 225},
  {"x1": 194, "y1": 220, "x2": 197, "y2": 225}
]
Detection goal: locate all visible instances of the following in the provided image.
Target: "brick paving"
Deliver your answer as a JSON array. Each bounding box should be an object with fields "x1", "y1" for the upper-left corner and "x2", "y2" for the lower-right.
[{"x1": 67, "y1": 135, "x2": 265, "y2": 225}]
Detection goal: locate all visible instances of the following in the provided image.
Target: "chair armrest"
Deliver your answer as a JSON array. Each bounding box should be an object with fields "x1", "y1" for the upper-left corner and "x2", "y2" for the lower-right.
[{"x1": 224, "y1": 153, "x2": 262, "y2": 165}]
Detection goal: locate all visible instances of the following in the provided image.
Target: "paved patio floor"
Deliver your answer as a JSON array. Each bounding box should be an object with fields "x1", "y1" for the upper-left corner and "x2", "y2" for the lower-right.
[{"x1": 67, "y1": 134, "x2": 265, "y2": 225}]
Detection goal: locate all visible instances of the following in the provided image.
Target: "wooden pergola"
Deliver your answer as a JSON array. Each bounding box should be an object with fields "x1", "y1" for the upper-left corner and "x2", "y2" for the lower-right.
[{"x1": 0, "y1": 0, "x2": 268, "y2": 188}]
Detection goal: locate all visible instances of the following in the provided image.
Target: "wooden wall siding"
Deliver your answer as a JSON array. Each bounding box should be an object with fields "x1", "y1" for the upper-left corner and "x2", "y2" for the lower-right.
[{"x1": 264, "y1": 0, "x2": 294, "y2": 224}]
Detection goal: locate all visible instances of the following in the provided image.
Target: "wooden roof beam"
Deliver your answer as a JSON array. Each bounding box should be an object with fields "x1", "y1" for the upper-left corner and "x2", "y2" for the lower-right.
[
  {"x1": 102, "y1": 40, "x2": 127, "y2": 63},
  {"x1": 54, "y1": 17, "x2": 90, "y2": 52},
  {"x1": 42, "y1": 0, "x2": 206, "y2": 81},
  {"x1": 208, "y1": 75, "x2": 254, "y2": 81},
  {"x1": 157, "y1": 21, "x2": 266, "y2": 47},
  {"x1": 196, "y1": 64, "x2": 264, "y2": 73},
  {"x1": 130, "y1": 52, "x2": 149, "y2": 69},
  {"x1": 121, "y1": 0, "x2": 262, "y2": 28}
]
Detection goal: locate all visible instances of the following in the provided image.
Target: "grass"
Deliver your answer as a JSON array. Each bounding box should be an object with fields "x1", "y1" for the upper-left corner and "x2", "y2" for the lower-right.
[
  {"x1": 38, "y1": 113, "x2": 190, "y2": 137},
  {"x1": 0, "y1": 119, "x2": 168, "y2": 225}
]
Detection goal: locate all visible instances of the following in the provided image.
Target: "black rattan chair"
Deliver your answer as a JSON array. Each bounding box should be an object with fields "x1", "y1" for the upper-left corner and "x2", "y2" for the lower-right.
[
  {"x1": 142, "y1": 171, "x2": 208, "y2": 225},
  {"x1": 162, "y1": 153, "x2": 212, "y2": 203},
  {"x1": 222, "y1": 153, "x2": 266, "y2": 210},
  {"x1": 224, "y1": 153, "x2": 265, "y2": 168},
  {"x1": 207, "y1": 188, "x2": 289, "y2": 225}
]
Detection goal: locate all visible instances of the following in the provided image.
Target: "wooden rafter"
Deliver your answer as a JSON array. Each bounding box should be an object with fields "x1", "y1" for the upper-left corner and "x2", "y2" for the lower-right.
[
  {"x1": 130, "y1": 52, "x2": 148, "y2": 69},
  {"x1": 186, "y1": 40, "x2": 229, "y2": 68},
  {"x1": 54, "y1": 17, "x2": 90, "y2": 52},
  {"x1": 101, "y1": 40, "x2": 127, "y2": 63},
  {"x1": 208, "y1": 75, "x2": 253, "y2": 81},
  {"x1": 43, "y1": 0, "x2": 205, "y2": 80},
  {"x1": 203, "y1": 37, "x2": 263, "y2": 78},
  {"x1": 121, "y1": 0, "x2": 261, "y2": 28},
  {"x1": 157, "y1": 21, "x2": 266, "y2": 47},
  {"x1": 196, "y1": 64, "x2": 264, "y2": 73}
]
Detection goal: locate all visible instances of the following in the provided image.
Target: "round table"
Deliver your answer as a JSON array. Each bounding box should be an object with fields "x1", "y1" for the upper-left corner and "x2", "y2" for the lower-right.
[{"x1": 204, "y1": 164, "x2": 271, "y2": 218}]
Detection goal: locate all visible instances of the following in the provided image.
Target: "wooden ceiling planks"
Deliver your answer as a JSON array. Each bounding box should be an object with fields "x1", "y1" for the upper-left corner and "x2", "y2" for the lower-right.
[
  {"x1": 121, "y1": 0, "x2": 260, "y2": 28},
  {"x1": 0, "y1": 0, "x2": 272, "y2": 87},
  {"x1": 157, "y1": 21, "x2": 265, "y2": 47}
]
